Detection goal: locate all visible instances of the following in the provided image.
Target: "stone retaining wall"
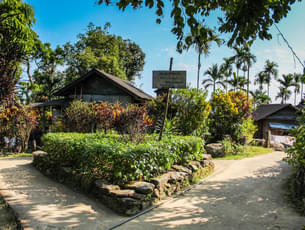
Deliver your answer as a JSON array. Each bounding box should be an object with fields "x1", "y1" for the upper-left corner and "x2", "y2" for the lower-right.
[{"x1": 32, "y1": 151, "x2": 214, "y2": 216}]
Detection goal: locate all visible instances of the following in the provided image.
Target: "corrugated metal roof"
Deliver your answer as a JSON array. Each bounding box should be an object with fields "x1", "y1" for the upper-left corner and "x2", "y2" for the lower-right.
[{"x1": 269, "y1": 122, "x2": 297, "y2": 130}]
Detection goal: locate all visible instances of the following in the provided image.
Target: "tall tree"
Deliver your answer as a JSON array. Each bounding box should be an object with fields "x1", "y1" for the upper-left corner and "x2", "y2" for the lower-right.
[
  {"x1": 0, "y1": 0, "x2": 36, "y2": 103},
  {"x1": 63, "y1": 23, "x2": 145, "y2": 83},
  {"x1": 255, "y1": 72, "x2": 267, "y2": 91},
  {"x1": 183, "y1": 25, "x2": 222, "y2": 90},
  {"x1": 241, "y1": 45, "x2": 256, "y2": 101},
  {"x1": 227, "y1": 73, "x2": 248, "y2": 92},
  {"x1": 262, "y1": 60, "x2": 278, "y2": 97},
  {"x1": 220, "y1": 57, "x2": 233, "y2": 92},
  {"x1": 292, "y1": 73, "x2": 302, "y2": 105},
  {"x1": 97, "y1": 0, "x2": 298, "y2": 48},
  {"x1": 229, "y1": 46, "x2": 244, "y2": 78},
  {"x1": 202, "y1": 64, "x2": 225, "y2": 93},
  {"x1": 250, "y1": 90, "x2": 271, "y2": 107},
  {"x1": 276, "y1": 74, "x2": 294, "y2": 103}
]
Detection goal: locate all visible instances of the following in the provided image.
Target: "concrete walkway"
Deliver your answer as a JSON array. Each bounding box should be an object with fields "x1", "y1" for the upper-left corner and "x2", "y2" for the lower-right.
[
  {"x1": 0, "y1": 152, "x2": 304, "y2": 229},
  {"x1": 0, "y1": 157, "x2": 124, "y2": 230}
]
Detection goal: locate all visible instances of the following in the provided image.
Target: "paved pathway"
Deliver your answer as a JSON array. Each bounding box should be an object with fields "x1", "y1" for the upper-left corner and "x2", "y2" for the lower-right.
[
  {"x1": 0, "y1": 152, "x2": 304, "y2": 230},
  {"x1": 0, "y1": 157, "x2": 123, "y2": 230}
]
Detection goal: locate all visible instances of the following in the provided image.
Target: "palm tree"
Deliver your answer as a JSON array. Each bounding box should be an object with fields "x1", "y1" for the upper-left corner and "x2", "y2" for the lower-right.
[
  {"x1": 255, "y1": 71, "x2": 266, "y2": 91},
  {"x1": 184, "y1": 25, "x2": 222, "y2": 90},
  {"x1": 250, "y1": 90, "x2": 271, "y2": 107},
  {"x1": 242, "y1": 47, "x2": 256, "y2": 101},
  {"x1": 202, "y1": 64, "x2": 225, "y2": 93},
  {"x1": 220, "y1": 57, "x2": 233, "y2": 92},
  {"x1": 227, "y1": 73, "x2": 248, "y2": 92},
  {"x1": 230, "y1": 46, "x2": 244, "y2": 79},
  {"x1": 292, "y1": 73, "x2": 302, "y2": 105},
  {"x1": 276, "y1": 74, "x2": 294, "y2": 103},
  {"x1": 263, "y1": 60, "x2": 278, "y2": 97}
]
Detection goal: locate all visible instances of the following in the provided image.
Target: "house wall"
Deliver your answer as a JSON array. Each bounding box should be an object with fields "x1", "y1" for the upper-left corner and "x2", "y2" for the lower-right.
[{"x1": 64, "y1": 74, "x2": 135, "y2": 104}]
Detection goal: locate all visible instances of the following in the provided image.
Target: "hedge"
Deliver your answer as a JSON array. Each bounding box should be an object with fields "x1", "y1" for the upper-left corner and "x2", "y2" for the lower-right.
[{"x1": 41, "y1": 133, "x2": 205, "y2": 184}]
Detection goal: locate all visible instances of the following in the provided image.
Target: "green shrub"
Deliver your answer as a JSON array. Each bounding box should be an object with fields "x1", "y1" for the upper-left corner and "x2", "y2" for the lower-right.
[
  {"x1": 42, "y1": 133, "x2": 204, "y2": 184},
  {"x1": 209, "y1": 90, "x2": 252, "y2": 142},
  {"x1": 240, "y1": 118, "x2": 257, "y2": 143}
]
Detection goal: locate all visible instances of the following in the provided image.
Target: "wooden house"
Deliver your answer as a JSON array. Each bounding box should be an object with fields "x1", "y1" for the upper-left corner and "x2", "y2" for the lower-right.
[
  {"x1": 32, "y1": 68, "x2": 152, "y2": 122},
  {"x1": 253, "y1": 104, "x2": 298, "y2": 140}
]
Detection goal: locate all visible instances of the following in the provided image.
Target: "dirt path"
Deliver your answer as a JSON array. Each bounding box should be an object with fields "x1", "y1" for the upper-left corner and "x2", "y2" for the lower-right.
[
  {"x1": 116, "y1": 152, "x2": 304, "y2": 230},
  {"x1": 0, "y1": 152, "x2": 304, "y2": 230}
]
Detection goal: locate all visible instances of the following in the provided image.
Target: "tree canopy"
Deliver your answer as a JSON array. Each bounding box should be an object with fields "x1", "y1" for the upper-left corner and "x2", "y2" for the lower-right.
[
  {"x1": 63, "y1": 23, "x2": 145, "y2": 83},
  {"x1": 97, "y1": 0, "x2": 300, "y2": 49},
  {"x1": 0, "y1": 0, "x2": 37, "y2": 103}
]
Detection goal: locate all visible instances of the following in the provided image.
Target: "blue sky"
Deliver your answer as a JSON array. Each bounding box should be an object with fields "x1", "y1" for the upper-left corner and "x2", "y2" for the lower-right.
[{"x1": 25, "y1": 0, "x2": 305, "y2": 104}]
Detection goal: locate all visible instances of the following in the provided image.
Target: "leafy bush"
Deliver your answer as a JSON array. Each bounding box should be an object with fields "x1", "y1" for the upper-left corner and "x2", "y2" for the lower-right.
[
  {"x1": 146, "y1": 88, "x2": 211, "y2": 136},
  {"x1": 63, "y1": 101, "x2": 95, "y2": 133},
  {"x1": 240, "y1": 118, "x2": 258, "y2": 144},
  {"x1": 42, "y1": 133, "x2": 205, "y2": 184},
  {"x1": 112, "y1": 104, "x2": 153, "y2": 143},
  {"x1": 209, "y1": 90, "x2": 252, "y2": 142},
  {"x1": 286, "y1": 110, "x2": 305, "y2": 170},
  {"x1": 221, "y1": 137, "x2": 245, "y2": 156},
  {"x1": 0, "y1": 103, "x2": 37, "y2": 152},
  {"x1": 171, "y1": 88, "x2": 211, "y2": 136}
]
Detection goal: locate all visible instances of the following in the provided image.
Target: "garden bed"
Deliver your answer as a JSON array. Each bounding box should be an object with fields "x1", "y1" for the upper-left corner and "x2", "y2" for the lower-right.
[{"x1": 33, "y1": 133, "x2": 214, "y2": 215}]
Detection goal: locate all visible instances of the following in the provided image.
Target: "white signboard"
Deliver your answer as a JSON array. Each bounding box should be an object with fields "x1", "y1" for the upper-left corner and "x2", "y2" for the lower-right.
[{"x1": 152, "y1": 71, "x2": 186, "y2": 89}]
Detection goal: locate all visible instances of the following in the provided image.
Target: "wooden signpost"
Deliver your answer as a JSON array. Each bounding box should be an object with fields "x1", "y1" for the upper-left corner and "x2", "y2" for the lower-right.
[{"x1": 152, "y1": 58, "x2": 187, "y2": 141}]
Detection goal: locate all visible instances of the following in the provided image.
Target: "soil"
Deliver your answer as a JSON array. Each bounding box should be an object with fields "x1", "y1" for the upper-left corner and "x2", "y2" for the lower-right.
[{"x1": 0, "y1": 152, "x2": 304, "y2": 230}]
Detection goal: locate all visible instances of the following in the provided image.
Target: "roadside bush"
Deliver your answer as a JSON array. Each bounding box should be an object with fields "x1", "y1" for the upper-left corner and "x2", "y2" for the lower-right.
[
  {"x1": 42, "y1": 133, "x2": 205, "y2": 184},
  {"x1": 146, "y1": 88, "x2": 211, "y2": 137},
  {"x1": 221, "y1": 137, "x2": 245, "y2": 156},
  {"x1": 240, "y1": 118, "x2": 258, "y2": 144},
  {"x1": 171, "y1": 88, "x2": 211, "y2": 136},
  {"x1": 0, "y1": 103, "x2": 37, "y2": 152},
  {"x1": 209, "y1": 90, "x2": 252, "y2": 142}
]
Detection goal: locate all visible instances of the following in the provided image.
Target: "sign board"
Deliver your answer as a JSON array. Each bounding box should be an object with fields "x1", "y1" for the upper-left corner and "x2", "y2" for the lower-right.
[{"x1": 152, "y1": 71, "x2": 186, "y2": 89}]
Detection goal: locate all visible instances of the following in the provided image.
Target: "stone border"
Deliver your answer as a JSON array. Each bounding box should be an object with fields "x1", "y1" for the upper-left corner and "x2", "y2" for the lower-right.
[{"x1": 33, "y1": 151, "x2": 214, "y2": 216}]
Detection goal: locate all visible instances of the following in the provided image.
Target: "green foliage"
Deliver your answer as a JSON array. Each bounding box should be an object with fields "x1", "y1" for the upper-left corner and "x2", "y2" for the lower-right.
[
  {"x1": 286, "y1": 110, "x2": 305, "y2": 170},
  {"x1": 42, "y1": 133, "x2": 205, "y2": 184},
  {"x1": 97, "y1": 0, "x2": 298, "y2": 48},
  {"x1": 0, "y1": 0, "x2": 37, "y2": 102},
  {"x1": 240, "y1": 118, "x2": 258, "y2": 143},
  {"x1": 0, "y1": 103, "x2": 37, "y2": 152},
  {"x1": 171, "y1": 88, "x2": 211, "y2": 136},
  {"x1": 63, "y1": 101, "x2": 95, "y2": 133},
  {"x1": 63, "y1": 22, "x2": 145, "y2": 83},
  {"x1": 209, "y1": 90, "x2": 252, "y2": 142}
]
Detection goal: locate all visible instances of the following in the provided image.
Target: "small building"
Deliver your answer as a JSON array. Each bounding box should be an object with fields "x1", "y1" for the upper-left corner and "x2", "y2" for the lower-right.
[
  {"x1": 253, "y1": 104, "x2": 298, "y2": 140},
  {"x1": 32, "y1": 68, "x2": 152, "y2": 122}
]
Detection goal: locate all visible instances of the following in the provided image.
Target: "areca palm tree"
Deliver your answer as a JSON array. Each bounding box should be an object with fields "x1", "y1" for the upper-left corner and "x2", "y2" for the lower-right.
[
  {"x1": 276, "y1": 74, "x2": 294, "y2": 103},
  {"x1": 250, "y1": 89, "x2": 271, "y2": 107},
  {"x1": 202, "y1": 64, "x2": 225, "y2": 93},
  {"x1": 220, "y1": 57, "x2": 233, "y2": 92},
  {"x1": 230, "y1": 46, "x2": 244, "y2": 78},
  {"x1": 292, "y1": 73, "x2": 302, "y2": 105},
  {"x1": 227, "y1": 73, "x2": 248, "y2": 92},
  {"x1": 263, "y1": 60, "x2": 278, "y2": 97},
  {"x1": 242, "y1": 48, "x2": 256, "y2": 101},
  {"x1": 255, "y1": 71, "x2": 266, "y2": 90},
  {"x1": 184, "y1": 25, "x2": 222, "y2": 90}
]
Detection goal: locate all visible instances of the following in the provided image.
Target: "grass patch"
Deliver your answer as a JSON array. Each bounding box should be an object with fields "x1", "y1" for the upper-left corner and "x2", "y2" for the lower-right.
[
  {"x1": 0, "y1": 153, "x2": 32, "y2": 158},
  {"x1": 0, "y1": 196, "x2": 18, "y2": 230},
  {"x1": 214, "y1": 146, "x2": 273, "y2": 160}
]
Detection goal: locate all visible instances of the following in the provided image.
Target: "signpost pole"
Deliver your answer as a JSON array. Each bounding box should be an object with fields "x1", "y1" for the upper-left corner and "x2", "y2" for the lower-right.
[{"x1": 158, "y1": 57, "x2": 173, "y2": 141}]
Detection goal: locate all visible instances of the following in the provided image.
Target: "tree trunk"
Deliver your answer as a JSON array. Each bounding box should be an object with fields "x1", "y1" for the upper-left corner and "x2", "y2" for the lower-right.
[
  {"x1": 247, "y1": 63, "x2": 250, "y2": 102},
  {"x1": 26, "y1": 60, "x2": 34, "y2": 87},
  {"x1": 197, "y1": 52, "x2": 201, "y2": 90}
]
